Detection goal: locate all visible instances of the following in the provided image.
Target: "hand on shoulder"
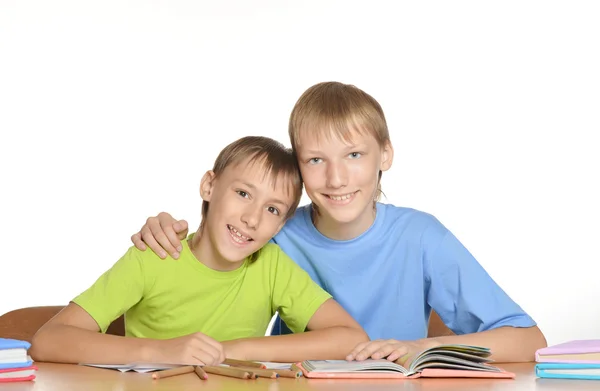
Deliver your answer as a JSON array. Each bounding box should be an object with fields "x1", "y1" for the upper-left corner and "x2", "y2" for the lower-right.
[{"x1": 130, "y1": 212, "x2": 189, "y2": 259}]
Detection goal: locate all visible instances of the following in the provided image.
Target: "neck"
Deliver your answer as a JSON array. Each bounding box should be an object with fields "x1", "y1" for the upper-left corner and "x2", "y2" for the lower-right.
[
  {"x1": 312, "y1": 204, "x2": 377, "y2": 241},
  {"x1": 188, "y1": 226, "x2": 245, "y2": 271}
]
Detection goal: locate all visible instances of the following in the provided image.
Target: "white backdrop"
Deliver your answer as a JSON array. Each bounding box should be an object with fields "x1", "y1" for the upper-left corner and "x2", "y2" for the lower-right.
[{"x1": 1, "y1": 1, "x2": 598, "y2": 347}]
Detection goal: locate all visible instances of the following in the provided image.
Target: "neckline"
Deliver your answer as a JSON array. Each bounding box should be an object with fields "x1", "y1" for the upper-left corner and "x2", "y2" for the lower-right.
[
  {"x1": 302, "y1": 202, "x2": 385, "y2": 246},
  {"x1": 181, "y1": 235, "x2": 249, "y2": 279}
]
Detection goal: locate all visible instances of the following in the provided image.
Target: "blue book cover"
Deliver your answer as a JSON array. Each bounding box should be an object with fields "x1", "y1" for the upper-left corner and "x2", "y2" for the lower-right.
[
  {"x1": 0, "y1": 338, "x2": 32, "y2": 370},
  {"x1": 0, "y1": 338, "x2": 31, "y2": 351},
  {"x1": 536, "y1": 363, "x2": 600, "y2": 380}
]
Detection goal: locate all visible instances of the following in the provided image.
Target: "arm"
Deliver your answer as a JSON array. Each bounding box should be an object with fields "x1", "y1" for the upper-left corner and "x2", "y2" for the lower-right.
[
  {"x1": 223, "y1": 298, "x2": 369, "y2": 362},
  {"x1": 349, "y1": 218, "x2": 547, "y2": 364},
  {"x1": 429, "y1": 325, "x2": 546, "y2": 362},
  {"x1": 30, "y1": 246, "x2": 224, "y2": 365},
  {"x1": 30, "y1": 302, "x2": 155, "y2": 364},
  {"x1": 347, "y1": 325, "x2": 545, "y2": 365},
  {"x1": 30, "y1": 303, "x2": 225, "y2": 365}
]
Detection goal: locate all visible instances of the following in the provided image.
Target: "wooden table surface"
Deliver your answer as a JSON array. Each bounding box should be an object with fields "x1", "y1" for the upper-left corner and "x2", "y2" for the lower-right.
[{"x1": 1, "y1": 362, "x2": 598, "y2": 390}]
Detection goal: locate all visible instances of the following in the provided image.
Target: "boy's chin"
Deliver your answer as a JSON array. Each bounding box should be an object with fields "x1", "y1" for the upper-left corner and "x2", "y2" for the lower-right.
[
  {"x1": 315, "y1": 202, "x2": 370, "y2": 225},
  {"x1": 220, "y1": 243, "x2": 264, "y2": 262}
]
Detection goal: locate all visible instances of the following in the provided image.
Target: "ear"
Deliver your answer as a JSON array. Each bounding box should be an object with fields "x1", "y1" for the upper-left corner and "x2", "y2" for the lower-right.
[
  {"x1": 380, "y1": 140, "x2": 394, "y2": 172},
  {"x1": 199, "y1": 170, "x2": 216, "y2": 202}
]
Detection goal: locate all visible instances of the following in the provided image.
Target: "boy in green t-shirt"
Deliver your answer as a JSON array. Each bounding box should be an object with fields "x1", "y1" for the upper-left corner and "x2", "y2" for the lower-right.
[{"x1": 30, "y1": 136, "x2": 368, "y2": 366}]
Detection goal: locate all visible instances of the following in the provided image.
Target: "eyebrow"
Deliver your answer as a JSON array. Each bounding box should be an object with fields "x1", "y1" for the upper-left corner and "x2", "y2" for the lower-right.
[{"x1": 303, "y1": 144, "x2": 368, "y2": 155}]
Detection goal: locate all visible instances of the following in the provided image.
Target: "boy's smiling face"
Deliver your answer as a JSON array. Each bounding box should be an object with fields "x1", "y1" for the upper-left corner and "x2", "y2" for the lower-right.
[
  {"x1": 197, "y1": 157, "x2": 295, "y2": 270},
  {"x1": 296, "y1": 128, "x2": 393, "y2": 240}
]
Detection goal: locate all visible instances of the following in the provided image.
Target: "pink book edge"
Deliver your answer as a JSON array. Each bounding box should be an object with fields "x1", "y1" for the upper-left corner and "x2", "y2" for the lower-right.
[
  {"x1": 0, "y1": 365, "x2": 38, "y2": 374},
  {"x1": 536, "y1": 340, "x2": 600, "y2": 356},
  {"x1": 420, "y1": 368, "x2": 515, "y2": 379},
  {"x1": 296, "y1": 363, "x2": 514, "y2": 379},
  {"x1": 0, "y1": 374, "x2": 36, "y2": 383},
  {"x1": 296, "y1": 362, "x2": 417, "y2": 379}
]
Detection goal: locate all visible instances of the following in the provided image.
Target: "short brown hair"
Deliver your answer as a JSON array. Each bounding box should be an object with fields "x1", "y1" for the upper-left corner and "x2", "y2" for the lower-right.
[
  {"x1": 288, "y1": 81, "x2": 391, "y2": 199},
  {"x1": 202, "y1": 136, "x2": 303, "y2": 223}
]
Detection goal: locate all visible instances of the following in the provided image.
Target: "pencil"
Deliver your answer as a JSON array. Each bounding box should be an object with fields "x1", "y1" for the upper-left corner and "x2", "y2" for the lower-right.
[
  {"x1": 194, "y1": 366, "x2": 208, "y2": 380},
  {"x1": 223, "y1": 358, "x2": 267, "y2": 369},
  {"x1": 231, "y1": 366, "x2": 279, "y2": 379},
  {"x1": 291, "y1": 363, "x2": 303, "y2": 374},
  {"x1": 271, "y1": 368, "x2": 301, "y2": 378},
  {"x1": 151, "y1": 366, "x2": 195, "y2": 379},
  {"x1": 203, "y1": 365, "x2": 254, "y2": 379}
]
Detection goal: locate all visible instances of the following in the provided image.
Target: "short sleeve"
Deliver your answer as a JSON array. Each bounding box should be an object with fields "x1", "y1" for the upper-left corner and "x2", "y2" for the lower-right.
[
  {"x1": 423, "y1": 219, "x2": 536, "y2": 334},
  {"x1": 268, "y1": 246, "x2": 332, "y2": 333},
  {"x1": 72, "y1": 246, "x2": 147, "y2": 333}
]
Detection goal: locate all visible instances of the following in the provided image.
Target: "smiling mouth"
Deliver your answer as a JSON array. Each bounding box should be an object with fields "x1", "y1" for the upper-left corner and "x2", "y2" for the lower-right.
[
  {"x1": 324, "y1": 191, "x2": 358, "y2": 201},
  {"x1": 227, "y1": 224, "x2": 254, "y2": 244}
]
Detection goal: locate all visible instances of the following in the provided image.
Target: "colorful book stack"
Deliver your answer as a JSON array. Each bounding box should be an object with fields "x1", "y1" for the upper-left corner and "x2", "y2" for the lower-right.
[
  {"x1": 535, "y1": 339, "x2": 600, "y2": 380},
  {"x1": 0, "y1": 338, "x2": 37, "y2": 383}
]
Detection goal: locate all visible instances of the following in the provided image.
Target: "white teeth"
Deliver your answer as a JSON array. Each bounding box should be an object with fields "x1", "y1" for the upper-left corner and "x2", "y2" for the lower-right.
[
  {"x1": 329, "y1": 193, "x2": 353, "y2": 201},
  {"x1": 228, "y1": 225, "x2": 251, "y2": 242}
]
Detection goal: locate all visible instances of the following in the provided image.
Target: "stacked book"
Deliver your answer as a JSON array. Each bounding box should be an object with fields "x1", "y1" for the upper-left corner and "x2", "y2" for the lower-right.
[
  {"x1": 0, "y1": 338, "x2": 37, "y2": 383},
  {"x1": 535, "y1": 340, "x2": 600, "y2": 380}
]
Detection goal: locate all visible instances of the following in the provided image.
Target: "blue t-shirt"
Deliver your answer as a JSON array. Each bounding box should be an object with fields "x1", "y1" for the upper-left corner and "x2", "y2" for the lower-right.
[{"x1": 271, "y1": 203, "x2": 535, "y2": 340}]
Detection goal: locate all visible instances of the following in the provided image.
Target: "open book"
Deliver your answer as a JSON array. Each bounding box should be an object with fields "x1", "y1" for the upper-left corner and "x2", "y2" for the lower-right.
[{"x1": 298, "y1": 344, "x2": 515, "y2": 379}]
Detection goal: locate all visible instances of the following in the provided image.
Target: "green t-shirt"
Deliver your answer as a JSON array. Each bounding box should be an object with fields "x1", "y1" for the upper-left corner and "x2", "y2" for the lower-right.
[{"x1": 72, "y1": 240, "x2": 331, "y2": 341}]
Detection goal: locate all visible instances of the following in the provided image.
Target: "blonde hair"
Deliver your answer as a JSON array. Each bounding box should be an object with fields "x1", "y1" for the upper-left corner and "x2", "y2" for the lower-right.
[
  {"x1": 202, "y1": 136, "x2": 303, "y2": 223},
  {"x1": 288, "y1": 81, "x2": 391, "y2": 200}
]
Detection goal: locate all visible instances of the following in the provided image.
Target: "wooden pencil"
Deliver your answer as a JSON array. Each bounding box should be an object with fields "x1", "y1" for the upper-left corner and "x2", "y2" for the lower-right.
[
  {"x1": 203, "y1": 365, "x2": 254, "y2": 379},
  {"x1": 194, "y1": 366, "x2": 208, "y2": 380},
  {"x1": 151, "y1": 366, "x2": 195, "y2": 379},
  {"x1": 231, "y1": 366, "x2": 279, "y2": 379},
  {"x1": 271, "y1": 368, "x2": 301, "y2": 378},
  {"x1": 290, "y1": 363, "x2": 303, "y2": 374},
  {"x1": 223, "y1": 358, "x2": 267, "y2": 369}
]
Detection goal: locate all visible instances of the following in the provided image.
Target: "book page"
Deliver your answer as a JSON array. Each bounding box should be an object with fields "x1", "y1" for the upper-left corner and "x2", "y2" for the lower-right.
[
  {"x1": 80, "y1": 362, "x2": 180, "y2": 373},
  {"x1": 302, "y1": 359, "x2": 409, "y2": 374}
]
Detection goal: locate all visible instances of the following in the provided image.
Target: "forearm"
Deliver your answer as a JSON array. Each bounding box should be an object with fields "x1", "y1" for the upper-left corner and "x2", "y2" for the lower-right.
[
  {"x1": 224, "y1": 326, "x2": 369, "y2": 362},
  {"x1": 427, "y1": 325, "x2": 547, "y2": 362},
  {"x1": 30, "y1": 324, "x2": 158, "y2": 364}
]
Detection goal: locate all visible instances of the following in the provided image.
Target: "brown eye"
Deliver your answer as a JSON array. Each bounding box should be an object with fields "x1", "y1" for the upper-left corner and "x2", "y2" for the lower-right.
[{"x1": 267, "y1": 206, "x2": 280, "y2": 215}]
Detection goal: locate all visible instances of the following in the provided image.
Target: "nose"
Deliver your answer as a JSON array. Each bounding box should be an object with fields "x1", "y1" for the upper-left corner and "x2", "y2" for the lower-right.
[
  {"x1": 241, "y1": 203, "x2": 262, "y2": 229},
  {"x1": 325, "y1": 161, "x2": 348, "y2": 189}
]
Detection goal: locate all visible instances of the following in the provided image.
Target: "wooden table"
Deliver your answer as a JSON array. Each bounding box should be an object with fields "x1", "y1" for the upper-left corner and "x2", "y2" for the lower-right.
[{"x1": 1, "y1": 362, "x2": 598, "y2": 390}]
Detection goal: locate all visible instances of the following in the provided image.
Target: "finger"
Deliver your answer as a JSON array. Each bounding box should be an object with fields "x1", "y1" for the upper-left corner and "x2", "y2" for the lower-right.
[
  {"x1": 140, "y1": 224, "x2": 167, "y2": 259},
  {"x1": 156, "y1": 214, "x2": 185, "y2": 254},
  {"x1": 189, "y1": 355, "x2": 206, "y2": 366},
  {"x1": 196, "y1": 334, "x2": 225, "y2": 360},
  {"x1": 194, "y1": 346, "x2": 222, "y2": 366},
  {"x1": 150, "y1": 219, "x2": 180, "y2": 258},
  {"x1": 355, "y1": 341, "x2": 393, "y2": 361},
  {"x1": 131, "y1": 232, "x2": 147, "y2": 251},
  {"x1": 173, "y1": 220, "x2": 189, "y2": 240},
  {"x1": 370, "y1": 344, "x2": 400, "y2": 360},
  {"x1": 191, "y1": 337, "x2": 223, "y2": 366},
  {"x1": 147, "y1": 218, "x2": 179, "y2": 258},
  {"x1": 346, "y1": 341, "x2": 371, "y2": 360},
  {"x1": 387, "y1": 346, "x2": 409, "y2": 363}
]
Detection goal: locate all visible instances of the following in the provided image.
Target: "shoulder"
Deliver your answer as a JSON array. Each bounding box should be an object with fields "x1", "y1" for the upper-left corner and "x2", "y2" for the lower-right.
[
  {"x1": 281, "y1": 204, "x2": 310, "y2": 231},
  {"x1": 116, "y1": 242, "x2": 186, "y2": 273},
  {"x1": 378, "y1": 203, "x2": 447, "y2": 237},
  {"x1": 255, "y1": 242, "x2": 290, "y2": 262}
]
